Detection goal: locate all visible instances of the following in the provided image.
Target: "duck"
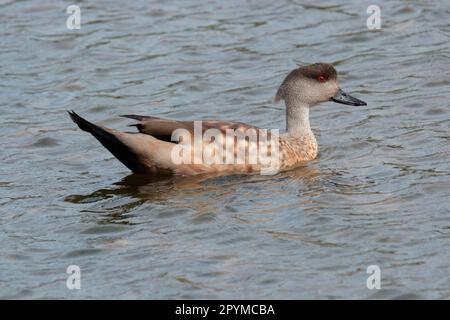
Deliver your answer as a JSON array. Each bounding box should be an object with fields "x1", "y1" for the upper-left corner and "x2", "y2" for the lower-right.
[{"x1": 69, "y1": 62, "x2": 366, "y2": 176}]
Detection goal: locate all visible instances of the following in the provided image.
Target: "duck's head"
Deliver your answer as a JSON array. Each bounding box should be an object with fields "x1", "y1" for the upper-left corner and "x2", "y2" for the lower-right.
[{"x1": 275, "y1": 62, "x2": 366, "y2": 107}]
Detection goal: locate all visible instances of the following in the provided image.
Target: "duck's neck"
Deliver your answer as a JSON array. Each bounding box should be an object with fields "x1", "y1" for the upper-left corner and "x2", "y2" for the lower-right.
[{"x1": 285, "y1": 98, "x2": 315, "y2": 139}]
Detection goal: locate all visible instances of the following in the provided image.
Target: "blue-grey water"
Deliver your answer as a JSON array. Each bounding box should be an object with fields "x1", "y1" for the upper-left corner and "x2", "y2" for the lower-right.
[{"x1": 1, "y1": 0, "x2": 449, "y2": 299}]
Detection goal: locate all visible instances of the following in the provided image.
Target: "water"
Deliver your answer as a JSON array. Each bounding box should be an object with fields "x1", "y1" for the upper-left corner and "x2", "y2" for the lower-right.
[{"x1": 1, "y1": 0, "x2": 449, "y2": 299}]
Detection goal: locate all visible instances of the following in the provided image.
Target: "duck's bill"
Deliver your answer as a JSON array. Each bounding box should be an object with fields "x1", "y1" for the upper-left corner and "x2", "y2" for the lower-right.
[{"x1": 331, "y1": 88, "x2": 366, "y2": 106}]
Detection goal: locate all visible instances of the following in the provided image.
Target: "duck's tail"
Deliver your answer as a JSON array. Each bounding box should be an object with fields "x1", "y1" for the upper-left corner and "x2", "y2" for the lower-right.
[{"x1": 68, "y1": 111, "x2": 150, "y2": 174}]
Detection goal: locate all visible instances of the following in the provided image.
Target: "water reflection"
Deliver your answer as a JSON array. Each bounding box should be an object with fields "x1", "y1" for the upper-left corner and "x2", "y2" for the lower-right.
[{"x1": 65, "y1": 165, "x2": 323, "y2": 224}]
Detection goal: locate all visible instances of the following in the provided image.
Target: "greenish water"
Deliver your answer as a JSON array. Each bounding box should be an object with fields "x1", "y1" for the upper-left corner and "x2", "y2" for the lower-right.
[{"x1": 0, "y1": 0, "x2": 449, "y2": 299}]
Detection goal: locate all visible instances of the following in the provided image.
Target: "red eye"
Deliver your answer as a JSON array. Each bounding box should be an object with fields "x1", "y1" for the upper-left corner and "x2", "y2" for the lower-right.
[{"x1": 317, "y1": 75, "x2": 326, "y2": 82}]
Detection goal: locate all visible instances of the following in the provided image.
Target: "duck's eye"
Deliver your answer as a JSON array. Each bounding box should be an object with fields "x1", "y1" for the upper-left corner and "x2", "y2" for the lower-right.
[{"x1": 317, "y1": 75, "x2": 327, "y2": 82}]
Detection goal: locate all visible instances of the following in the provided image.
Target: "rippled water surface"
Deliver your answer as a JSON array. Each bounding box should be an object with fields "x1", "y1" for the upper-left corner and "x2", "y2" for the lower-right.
[{"x1": 1, "y1": 0, "x2": 450, "y2": 299}]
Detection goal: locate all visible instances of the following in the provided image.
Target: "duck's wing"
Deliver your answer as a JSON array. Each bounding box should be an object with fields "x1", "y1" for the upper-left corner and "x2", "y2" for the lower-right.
[{"x1": 121, "y1": 114, "x2": 259, "y2": 142}]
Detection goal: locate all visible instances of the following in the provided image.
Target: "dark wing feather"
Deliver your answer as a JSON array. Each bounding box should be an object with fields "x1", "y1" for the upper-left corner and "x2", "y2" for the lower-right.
[
  {"x1": 121, "y1": 114, "x2": 160, "y2": 121},
  {"x1": 122, "y1": 115, "x2": 259, "y2": 143}
]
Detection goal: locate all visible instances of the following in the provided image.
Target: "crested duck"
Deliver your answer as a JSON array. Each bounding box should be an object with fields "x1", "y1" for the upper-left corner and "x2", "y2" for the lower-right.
[{"x1": 69, "y1": 63, "x2": 366, "y2": 176}]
